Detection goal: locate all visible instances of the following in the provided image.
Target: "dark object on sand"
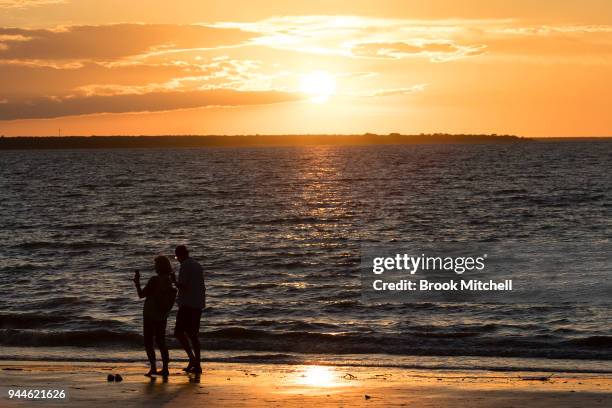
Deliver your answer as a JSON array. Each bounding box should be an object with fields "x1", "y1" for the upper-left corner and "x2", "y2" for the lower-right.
[
  {"x1": 521, "y1": 374, "x2": 554, "y2": 381},
  {"x1": 364, "y1": 395, "x2": 371, "y2": 400},
  {"x1": 114, "y1": 374, "x2": 123, "y2": 382},
  {"x1": 343, "y1": 373, "x2": 357, "y2": 380},
  {"x1": 107, "y1": 374, "x2": 115, "y2": 382}
]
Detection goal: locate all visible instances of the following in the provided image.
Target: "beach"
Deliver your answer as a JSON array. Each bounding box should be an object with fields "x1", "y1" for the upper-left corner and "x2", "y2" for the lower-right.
[{"x1": 1, "y1": 360, "x2": 611, "y2": 407}]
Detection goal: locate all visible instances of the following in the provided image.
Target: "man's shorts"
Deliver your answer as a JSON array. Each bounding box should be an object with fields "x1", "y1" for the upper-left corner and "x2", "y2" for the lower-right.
[{"x1": 174, "y1": 306, "x2": 202, "y2": 336}]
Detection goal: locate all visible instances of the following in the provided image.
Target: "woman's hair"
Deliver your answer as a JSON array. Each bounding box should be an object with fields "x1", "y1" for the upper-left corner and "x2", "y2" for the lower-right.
[{"x1": 154, "y1": 256, "x2": 173, "y2": 276}]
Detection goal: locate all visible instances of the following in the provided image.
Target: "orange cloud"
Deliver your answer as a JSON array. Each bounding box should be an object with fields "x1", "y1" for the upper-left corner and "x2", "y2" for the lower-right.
[
  {"x1": 0, "y1": 0, "x2": 64, "y2": 8},
  {"x1": 368, "y1": 85, "x2": 427, "y2": 97},
  {"x1": 0, "y1": 57, "x2": 272, "y2": 98},
  {"x1": 343, "y1": 84, "x2": 427, "y2": 98},
  {"x1": 482, "y1": 31, "x2": 612, "y2": 58},
  {"x1": 0, "y1": 24, "x2": 253, "y2": 61},
  {"x1": 0, "y1": 21, "x2": 294, "y2": 120},
  {"x1": 0, "y1": 88, "x2": 302, "y2": 120},
  {"x1": 351, "y1": 41, "x2": 486, "y2": 61},
  {"x1": 218, "y1": 16, "x2": 612, "y2": 63},
  {"x1": 0, "y1": 61, "x2": 214, "y2": 97}
]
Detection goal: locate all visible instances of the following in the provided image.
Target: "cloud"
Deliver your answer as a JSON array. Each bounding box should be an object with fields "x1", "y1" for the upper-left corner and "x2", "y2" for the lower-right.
[
  {"x1": 0, "y1": 61, "x2": 202, "y2": 97},
  {"x1": 0, "y1": 57, "x2": 271, "y2": 97},
  {"x1": 0, "y1": 88, "x2": 302, "y2": 120},
  {"x1": 0, "y1": 34, "x2": 30, "y2": 41},
  {"x1": 337, "y1": 71, "x2": 379, "y2": 79},
  {"x1": 0, "y1": 0, "x2": 65, "y2": 8},
  {"x1": 486, "y1": 36, "x2": 612, "y2": 58},
  {"x1": 476, "y1": 27, "x2": 612, "y2": 59},
  {"x1": 348, "y1": 84, "x2": 427, "y2": 98},
  {"x1": 0, "y1": 23, "x2": 288, "y2": 119},
  {"x1": 369, "y1": 85, "x2": 427, "y2": 97},
  {"x1": 492, "y1": 25, "x2": 612, "y2": 35},
  {"x1": 216, "y1": 16, "x2": 612, "y2": 62},
  {"x1": 215, "y1": 15, "x2": 500, "y2": 59},
  {"x1": 0, "y1": 52, "x2": 300, "y2": 120},
  {"x1": 0, "y1": 24, "x2": 253, "y2": 61},
  {"x1": 351, "y1": 41, "x2": 486, "y2": 61}
]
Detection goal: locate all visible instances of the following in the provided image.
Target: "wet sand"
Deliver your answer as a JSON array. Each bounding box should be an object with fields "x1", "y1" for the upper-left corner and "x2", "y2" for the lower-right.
[{"x1": 1, "y1": 361, "x2": 610, "y2": 407}]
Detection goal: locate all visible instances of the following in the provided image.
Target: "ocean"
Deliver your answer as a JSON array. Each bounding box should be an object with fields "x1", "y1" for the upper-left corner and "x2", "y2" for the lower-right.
[{"x1": 0, "y1": 142, "x2": 611, "y2": 372}]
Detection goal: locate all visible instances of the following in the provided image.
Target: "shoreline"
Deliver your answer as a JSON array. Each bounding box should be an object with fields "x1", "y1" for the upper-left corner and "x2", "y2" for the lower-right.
[
  {"x1": 1, "y1": 347, "x2": 611, "y2": 374},
  {"x1": 1, "y1": 360, "x2": 610, "y2": 407}
]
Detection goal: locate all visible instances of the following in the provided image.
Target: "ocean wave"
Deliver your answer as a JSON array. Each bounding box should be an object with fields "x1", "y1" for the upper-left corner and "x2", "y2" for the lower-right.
[
  {"x1": 0, "y1": 329, "x2": 141, "y2": 347},
  {"x1": 563, "y1": 336, "x2": 612, "y2": 347},
  {"x1": 0, "y1": 327, "x2": 609, "y2": 360},
  {"x1": 14, "y1": 241, "x2": 123, "y2": 250},
  {"x1": 0, "y1": 313, "x2": 63, "y2": 329},
  {"x1": 28, "y1": 296, "x2": 94, "y2": 309},
  {"x1": 0, "y1": 313, "x2": 127, "y2": 330}
]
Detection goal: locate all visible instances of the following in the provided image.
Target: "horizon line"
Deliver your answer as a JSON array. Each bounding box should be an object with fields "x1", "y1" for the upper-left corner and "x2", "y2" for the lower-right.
[{"x1": 1, "y1": 134, "x2": 611, "y2": 139}]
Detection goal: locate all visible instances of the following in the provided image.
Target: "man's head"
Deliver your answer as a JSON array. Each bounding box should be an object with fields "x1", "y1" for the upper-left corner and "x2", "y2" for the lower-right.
[{"x1": 175, "y1": 245, "x2": 189, "y2": 263}]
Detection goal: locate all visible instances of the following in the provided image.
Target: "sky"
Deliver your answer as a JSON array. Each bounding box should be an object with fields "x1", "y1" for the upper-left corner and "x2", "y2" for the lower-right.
[{"x1": 0, "y1": 0, "x2": 610, "y2": 137}]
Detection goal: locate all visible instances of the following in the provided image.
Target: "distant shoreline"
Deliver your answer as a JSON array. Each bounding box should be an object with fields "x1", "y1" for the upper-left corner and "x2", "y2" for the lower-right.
[{"x1": 0, "y1": 134, "x2": 531, "y2": 149}]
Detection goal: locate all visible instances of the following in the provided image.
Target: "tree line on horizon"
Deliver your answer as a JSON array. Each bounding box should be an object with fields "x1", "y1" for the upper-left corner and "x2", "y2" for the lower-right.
[{"x1": 0, "y1": 133, "x2": 527, "y2": 149}]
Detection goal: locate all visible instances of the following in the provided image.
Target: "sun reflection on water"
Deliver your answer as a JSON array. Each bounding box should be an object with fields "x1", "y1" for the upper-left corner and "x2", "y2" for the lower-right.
[{"x1": 294, "y1": 365, "x2": 338, "y2": 387}]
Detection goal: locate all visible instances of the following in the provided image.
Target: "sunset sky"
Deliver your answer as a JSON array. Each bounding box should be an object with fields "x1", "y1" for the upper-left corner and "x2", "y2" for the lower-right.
[{"x1": 0, "y1": 0, "x2": 610, "y2": 137}]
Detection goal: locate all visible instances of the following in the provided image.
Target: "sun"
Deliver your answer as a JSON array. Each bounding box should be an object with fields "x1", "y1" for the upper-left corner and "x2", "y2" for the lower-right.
[{"x1": 299, "y1": 71, "x2": 337, "y2": 103}]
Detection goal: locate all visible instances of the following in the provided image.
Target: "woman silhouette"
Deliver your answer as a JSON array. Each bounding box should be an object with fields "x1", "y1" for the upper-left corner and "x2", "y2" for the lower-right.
[{"x1": 133, "y1": 256, "x2": 177, "y2": 377}]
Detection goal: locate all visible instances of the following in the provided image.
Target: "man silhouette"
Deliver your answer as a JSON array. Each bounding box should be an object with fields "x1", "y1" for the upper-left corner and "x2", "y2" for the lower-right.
[{"x1": 171, "y1": 245, "x2": 205, "y2": 374}]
